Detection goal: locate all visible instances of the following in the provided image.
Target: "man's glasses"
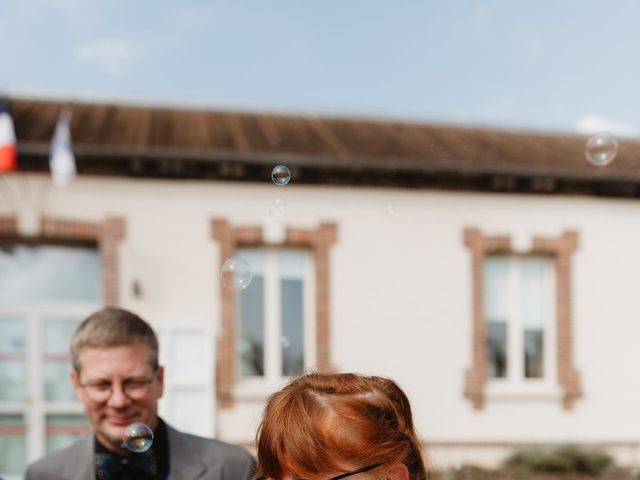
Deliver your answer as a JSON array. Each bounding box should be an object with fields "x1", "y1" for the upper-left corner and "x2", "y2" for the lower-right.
[
  {"x1": 255, "y1": 463, "x2": 381, "y2": 480},
  {"x1": 79, "y1": 374, "x2": 156, "y2": 402}
]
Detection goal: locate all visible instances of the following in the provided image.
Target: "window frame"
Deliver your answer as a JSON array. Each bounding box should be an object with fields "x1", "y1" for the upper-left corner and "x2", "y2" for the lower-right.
[
  {"x1": 212, "y1": 219, "x2": 337, "y2": 408},
  {"x1": 463, "y1": 228, "x2": 581, "y2": 410},
  {"x1": 234, "y1": 247, "x2": 317, "y2": 397},
  {"x1": 483, "y1": 254, "x2": 559, "y2": 397}
]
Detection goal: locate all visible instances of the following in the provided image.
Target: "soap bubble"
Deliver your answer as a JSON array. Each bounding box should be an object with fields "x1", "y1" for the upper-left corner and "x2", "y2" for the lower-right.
[
  {"x1": 220, "y1": 257, "x2": 253, "y2": 290},
  {"x1": 281, "y1": 336, "x2": 291, "y2": 348},
  {"x1": 269, "y1": 198, "x2": 287, "y2": 217},
  {"x1": 271, "y1": 165, "x2": 291, "y2": 186},
  {"x1": 585, "y1": 132, "x2": 618, "y2": 167},
  {"x1": 123, "y1": 423, "x2": 153, "y2": 453},
  {"x1": 386, "y1": 205, "x2": 396, "y2": 216}
]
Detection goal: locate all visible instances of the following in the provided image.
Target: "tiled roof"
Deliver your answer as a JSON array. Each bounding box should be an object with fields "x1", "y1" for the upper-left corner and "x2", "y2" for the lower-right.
[{"x1": 10, "y1": 97, "x2": 640, "y2": 196}]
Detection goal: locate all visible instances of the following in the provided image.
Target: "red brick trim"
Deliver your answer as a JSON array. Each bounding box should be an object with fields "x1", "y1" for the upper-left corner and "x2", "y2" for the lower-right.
[
  {"x1": 211, "y1": 219, "x2": 238, "y2": 409},
  {"x1": 45, "y1": 425, "x2": 92, "y2": 436},
  {"x1": 463, "y1": 227, "x2": 581, "y2": 410},
  {"x1": 0, "y1": 425, "x2": 26, "y2": 435},
  {"x1": 99, "y1": 217, "x2": 126, "y2": 305},
  {"x1": 532, "y1": 231, "x2": 581, "y2": 409},
  {"x1": 0, "y1": 216, "x2": 18, "y2": 236},
  {"x1": 212, "y1": 218, "x2": 337, "y2": 409}
]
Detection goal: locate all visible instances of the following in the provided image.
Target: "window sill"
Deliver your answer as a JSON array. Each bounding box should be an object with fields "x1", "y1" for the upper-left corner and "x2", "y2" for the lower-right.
[{"x1": 485, "y1": 381, "x2": 563, "y2": 402}]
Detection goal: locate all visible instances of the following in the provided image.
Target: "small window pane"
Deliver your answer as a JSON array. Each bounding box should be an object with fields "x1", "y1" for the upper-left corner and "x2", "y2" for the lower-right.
[
  {"x1": 0, "y1": 243, "x2": 100, "y2": 302},
  {"x1": 487, "y1": 322, "x2": 507, "y2": 378},
  {"x1": 521, "y1": 258, "x2": 551, "y2": 378},
  {"x1": 0, "y1": 414, "x2": 26, "y2": 476},
  {"x1": 236, "y1": 250, "x2": 265, "y2": 378},
  {"x1": 0, "y1": 316, "x2": 27, "y2": 401},
  {"x1": 46, "y1": 414, "x2": 90, "y2": 453},
  {"x1": 43, "y1": 319, "x2": 81, "y2": 402},
  {"x1": 484, "y1": 257, "x2": 508, "y2": 378},
  {"x1": 280, "y1": 251, "x2": 305, "y2": 376},
  {"x1": 484, "y1": 257, "x2": 509, "y2": 319}
]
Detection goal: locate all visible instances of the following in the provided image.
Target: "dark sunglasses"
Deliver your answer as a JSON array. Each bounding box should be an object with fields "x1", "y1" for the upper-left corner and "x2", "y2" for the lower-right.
[{"x1": 255, "y1": 463, "x2": 381, "y2": 480}]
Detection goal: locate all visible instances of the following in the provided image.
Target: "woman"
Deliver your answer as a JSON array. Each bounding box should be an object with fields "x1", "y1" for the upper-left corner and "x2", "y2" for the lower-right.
[{"x1": 254, "y1": 372, "x2": 428, "y2": 480}]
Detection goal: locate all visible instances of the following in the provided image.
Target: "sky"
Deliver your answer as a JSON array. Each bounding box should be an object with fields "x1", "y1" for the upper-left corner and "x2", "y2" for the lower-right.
[{"x1": 1, "y1": 0, "x2": 640, "y2": 136}]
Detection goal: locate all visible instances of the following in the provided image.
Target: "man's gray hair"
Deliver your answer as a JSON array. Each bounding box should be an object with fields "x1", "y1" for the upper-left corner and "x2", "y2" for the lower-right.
[{"x1": 70, "y1": 306, "x2": 159, "y2": 372}]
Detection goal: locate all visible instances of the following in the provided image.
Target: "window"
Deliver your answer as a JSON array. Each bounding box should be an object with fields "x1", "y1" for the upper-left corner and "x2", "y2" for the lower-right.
[
  {"x1": 484, "y1": 255, "x2": 555, "y2": 384},
  {"x1": 212, "y1": 219, "x2": 336, "y2": 408},
  {"x1": 463, "y1": 228, "x2": 581, "y2": 410},
  {"x1": 0, "y1": 242, "x2": 98, "y2": 478},
  {"x1": 236, "y1": 248, "x2": 315, "y2": 385}
]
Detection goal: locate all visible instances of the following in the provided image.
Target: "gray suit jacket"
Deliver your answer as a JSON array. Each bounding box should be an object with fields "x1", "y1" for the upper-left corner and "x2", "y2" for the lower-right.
[{"x1": 24, "y1": 423, "x2": 255, "y2": 480}]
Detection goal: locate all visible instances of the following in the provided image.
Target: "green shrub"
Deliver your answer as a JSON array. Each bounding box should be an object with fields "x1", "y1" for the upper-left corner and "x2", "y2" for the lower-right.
[{"x1": 503, "y1": 445, "x2": 613, "y2": 477}]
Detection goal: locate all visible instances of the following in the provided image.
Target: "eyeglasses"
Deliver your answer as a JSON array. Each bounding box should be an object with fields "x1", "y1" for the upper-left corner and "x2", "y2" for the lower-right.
[
  {"x1": 79, "y1": 374, "x2": 156, "y2": 402},
  {"x1": 255, "y1": 463, "x2": 381, "y2": 480}
]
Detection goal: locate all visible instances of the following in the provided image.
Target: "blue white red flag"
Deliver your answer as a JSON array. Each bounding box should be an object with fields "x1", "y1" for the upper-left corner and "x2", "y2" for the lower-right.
[
  {"x1": 0, "y1": 100, "x2": 17, "y2": 172},
  {"x1": 49, "y1": 108, "x2": 76, "y2": 186}
]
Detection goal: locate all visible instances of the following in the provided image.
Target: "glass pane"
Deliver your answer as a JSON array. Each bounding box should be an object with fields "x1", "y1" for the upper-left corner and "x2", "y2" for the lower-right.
[
  {"x1": 484, "y1": 257, "x2": 509, "y2": 319},
  {"x1": 486, "y1": 322, "x2": 507, "y2": 378},
  {"x1": 0, "y1": 316, "x2": 26, "y2": 401},
  {"x1": 484, "y1": 257, "x2": 508, "y2": 378},
  {"x1": 0, "y1": 414, "x2": 26, "y2": 476},
  {"x1": 0, "y1": 243, "x2": 100, "y2": 302},
  {"x1": 43, "y1": 318, "x2": 81, "y2": 402},
  {"x1": 280, "y1": 251, "x2": 305, "y2": 376},
  {"x1": 46, "y1": 414, "x2": 90, "y2": 454},
  {"x1": 521, "y1": 257, "x2": 551, "y2": 378},
  {"x1": 236, "y1": 250, "x2": 265, "y2": 377}
]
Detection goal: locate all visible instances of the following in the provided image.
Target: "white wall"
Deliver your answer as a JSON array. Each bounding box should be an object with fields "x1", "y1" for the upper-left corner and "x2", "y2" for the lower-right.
[{"x1": 4, "y1": 173, "x2": 640, "y2": 467}]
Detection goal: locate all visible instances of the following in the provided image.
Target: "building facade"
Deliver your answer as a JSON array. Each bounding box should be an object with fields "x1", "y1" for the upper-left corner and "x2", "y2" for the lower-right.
[{"x1": 1, "y1": 98, "x2": 640, "y2": 477}]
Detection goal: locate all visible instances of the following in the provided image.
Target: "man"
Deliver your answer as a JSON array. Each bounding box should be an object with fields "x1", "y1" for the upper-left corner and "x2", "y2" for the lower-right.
[{"x1": 26, "y1": 307, "x2": 255, "y2": 480}]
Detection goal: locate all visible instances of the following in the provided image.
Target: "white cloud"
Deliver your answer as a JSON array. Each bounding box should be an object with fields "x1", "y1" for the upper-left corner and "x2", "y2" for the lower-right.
[
  {"x1": 76, "y1": 39, "x2": 141, "y2": 76},
  {"x1": 574, "y1": 113, "x2": 640, "y2": 138}
]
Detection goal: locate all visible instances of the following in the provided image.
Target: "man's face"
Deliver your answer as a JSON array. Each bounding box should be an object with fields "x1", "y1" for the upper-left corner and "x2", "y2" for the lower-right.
[{"x1": 70, "y1": 343, "x2": 164, "y2": 452}]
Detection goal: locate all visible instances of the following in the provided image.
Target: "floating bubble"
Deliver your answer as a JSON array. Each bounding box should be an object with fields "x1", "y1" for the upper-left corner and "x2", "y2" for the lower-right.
[
  {"x1": 269, "y1": 198, "x2": 287, "y2": 217},
  {"x1": 269, "y1": 205, "x2": 282, "y2": 217},
  {"x1": 281, "y1": 336, "x2": 291, "y2": 348},
  {"x1": 123, "y1": 423, "x2": 154, "y2": 453},
  {"x1": 585, "y1": 132, "x2": 618, "y2": 167},
  {"x1": 220, "y1": 257, "x2": 253, "y2": 290},
  {"x1": 386, "y1": 205, "x2": 396, "y2": 216},
  {"x1": 271, "y1": 165, "x2": 291, "y2": 186}
]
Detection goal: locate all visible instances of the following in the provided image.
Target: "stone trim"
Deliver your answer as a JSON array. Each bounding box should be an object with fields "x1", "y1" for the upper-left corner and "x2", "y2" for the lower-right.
[
  {"x1": 0, "y1": 215, "x2": 126, "y2": 306},
  {"x1": 463, "y1": 227, "x2": 581, "y2": 410},
  {"x1": 211, "y1": 218, "x2": 337, "y2": 409}
]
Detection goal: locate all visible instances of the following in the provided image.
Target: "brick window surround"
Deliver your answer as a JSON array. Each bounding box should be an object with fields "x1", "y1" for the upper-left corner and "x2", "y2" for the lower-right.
[
  {"x1": 212, "y1": 218, "x2": 337, "y2": 409},
  {"x1": 463, "y1": 227, "x2": 581, "y2": 410},
  {"x1": 0, "y1": 215, "x2": 126, "y2": 305}
]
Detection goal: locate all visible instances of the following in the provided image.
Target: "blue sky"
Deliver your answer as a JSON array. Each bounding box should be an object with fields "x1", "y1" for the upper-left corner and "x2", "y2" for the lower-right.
[{"x1": 2, "y1": 0, "x2": 639, "y2": 135}]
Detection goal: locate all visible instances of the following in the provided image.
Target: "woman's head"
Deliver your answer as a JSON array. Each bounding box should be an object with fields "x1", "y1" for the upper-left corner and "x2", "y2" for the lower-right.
[{"x1": 255, "y1": 372, "x2": 427, "y2": 480}]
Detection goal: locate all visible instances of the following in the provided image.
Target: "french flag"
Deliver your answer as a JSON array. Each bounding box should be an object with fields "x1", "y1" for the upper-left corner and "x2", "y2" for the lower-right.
[{"x1": 0, "y1": 100, "x2": 17, "y2": 172}]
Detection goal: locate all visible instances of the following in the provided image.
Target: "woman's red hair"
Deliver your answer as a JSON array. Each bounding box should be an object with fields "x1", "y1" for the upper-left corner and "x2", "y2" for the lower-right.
[{"x1": 255, "y1": 372, "x2": 428, "y2": 479}]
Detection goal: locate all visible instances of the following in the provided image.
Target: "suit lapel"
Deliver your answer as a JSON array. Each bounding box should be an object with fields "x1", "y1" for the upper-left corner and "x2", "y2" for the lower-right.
[
  {"x1": 61, "y1": 434, "x2": 95, "y2": 480},
  {"x1": 168, "y1": 425, "x2": 207, "y2": 480}
]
